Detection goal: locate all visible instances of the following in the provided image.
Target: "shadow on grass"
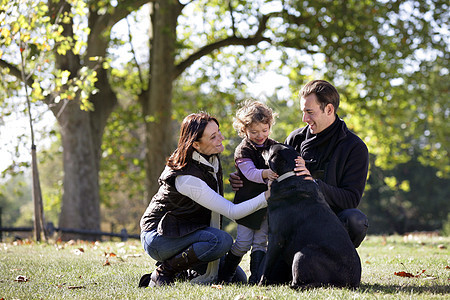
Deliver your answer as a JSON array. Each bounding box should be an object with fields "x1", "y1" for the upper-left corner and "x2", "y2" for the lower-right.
[{"x1": 360, "y1": 283, "x2": 449, "y2": 295}]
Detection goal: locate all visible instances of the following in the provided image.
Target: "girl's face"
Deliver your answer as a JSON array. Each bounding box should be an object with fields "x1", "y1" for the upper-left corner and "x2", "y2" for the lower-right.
[
  {"x1": 245, "y1": 122, "x2": 271, "y2": 145},
  {"x1": 193, "y1": 121, "x2": 225, "y2": 155}
]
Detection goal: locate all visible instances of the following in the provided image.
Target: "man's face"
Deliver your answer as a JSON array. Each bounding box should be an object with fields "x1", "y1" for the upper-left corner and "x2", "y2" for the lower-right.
[{"x1": 300, "y1": 94, "x2": 335, "y2": 134}]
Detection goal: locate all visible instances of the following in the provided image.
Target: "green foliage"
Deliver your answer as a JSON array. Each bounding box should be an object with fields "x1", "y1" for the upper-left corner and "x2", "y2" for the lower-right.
[
  {"x1": 37, "y1": 134, "x2": 64, "y2": 225},
  {"x1": 99, "y1": 100, "x2": 146, "y2": 234},
  {"x1": 361, "y1": 153, "x2": 450, "y2": 235},
  {"x1": 441, "y1": 214, "x2": 450, "y2": 236},
  {"x1": 0, "y1": 0, "x2": 99, "y2": 176},
  {"x1": 0, "y1": 173, "x2": 33, "y2": 227}
]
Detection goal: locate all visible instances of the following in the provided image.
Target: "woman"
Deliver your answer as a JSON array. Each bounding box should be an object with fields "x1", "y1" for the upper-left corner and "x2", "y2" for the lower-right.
[{"x1": 139, "y1": 112, "x2": 269, "y2": 287}]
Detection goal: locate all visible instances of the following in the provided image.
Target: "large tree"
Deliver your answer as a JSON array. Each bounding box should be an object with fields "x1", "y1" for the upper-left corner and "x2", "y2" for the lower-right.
[
  {"x1": 1, "y1": 0, "x2": 447, "y2": 238},
  {"x1": 0, "y1": 0, "x2": 149, "y2": 238}
]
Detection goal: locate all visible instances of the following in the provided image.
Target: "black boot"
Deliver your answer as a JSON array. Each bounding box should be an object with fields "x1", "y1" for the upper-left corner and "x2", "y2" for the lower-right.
[
  {"x1": 149, "y1": 246, "x2": 201, "y2": 287},
  {"x1": 218, "y1": 252, "x2": 242, "y2": 283},
  {"x1": 248, "y1": 250, "x2": 265, "y2": 285}
]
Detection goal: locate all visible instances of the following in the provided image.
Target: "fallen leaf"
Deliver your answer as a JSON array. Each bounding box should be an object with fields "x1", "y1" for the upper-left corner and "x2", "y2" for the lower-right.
[
  {"x1": 73, "y1": 248, "x2": 84, "y2": 255},
  {"x1": 103, "y1": 258, "x2": 111, "y2": 266},
  {"x1": 15, "y1": 275, "x2": 29, "y2": 282},
  {"x1": 104, "y1": 252, "x2": 116, "y2": 257},
  {"x1": 394, "y1": 269, "x2": 426, "y2": 278},
  {"x1": 211, "y1": 284, "x2": 222, "y2": 289},
  {"x1": 437, "y1": 244, "x2": 447, "y2": 250},
  {"x1": 123, "y1": 253, "x2": 142, "y2": 258},
  {"x1": 68, "y1": 285, "x2": 85, "y2": 289},
  {"x1": 394, "y1": 271, "x2": 415, "y2": 278}
]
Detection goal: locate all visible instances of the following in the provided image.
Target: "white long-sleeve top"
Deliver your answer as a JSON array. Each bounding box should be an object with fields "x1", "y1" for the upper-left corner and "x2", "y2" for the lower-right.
[{"x1": 175, "y1": 175, "x2": 267, "y2": 221}]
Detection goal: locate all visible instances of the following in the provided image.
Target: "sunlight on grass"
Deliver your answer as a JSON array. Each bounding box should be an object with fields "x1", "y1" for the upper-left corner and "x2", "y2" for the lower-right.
[{"x1": 0, "y1": 234, "x2": 448, "y2": 299}]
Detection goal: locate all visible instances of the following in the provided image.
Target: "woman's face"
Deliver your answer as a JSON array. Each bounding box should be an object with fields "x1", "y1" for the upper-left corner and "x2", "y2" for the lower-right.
[{"x1": 193, "y1": 121, "x2": 225, "y2": 155}]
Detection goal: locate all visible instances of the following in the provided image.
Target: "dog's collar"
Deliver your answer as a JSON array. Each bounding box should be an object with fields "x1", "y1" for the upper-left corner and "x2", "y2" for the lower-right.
[{"x1": 276, "y1": 171, "x2": 296, "y2": 182}]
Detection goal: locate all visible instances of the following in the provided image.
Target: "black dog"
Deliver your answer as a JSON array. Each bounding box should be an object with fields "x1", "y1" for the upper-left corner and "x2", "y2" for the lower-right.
[{"x1": 259, "y1": 143, "x2": 361, "y2": 289}]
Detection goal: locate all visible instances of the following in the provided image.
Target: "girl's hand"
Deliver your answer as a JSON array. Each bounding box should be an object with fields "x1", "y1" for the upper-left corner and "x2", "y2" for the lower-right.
[{"x1": 262, "y1": 169, "x2": 278, "y2": 181}]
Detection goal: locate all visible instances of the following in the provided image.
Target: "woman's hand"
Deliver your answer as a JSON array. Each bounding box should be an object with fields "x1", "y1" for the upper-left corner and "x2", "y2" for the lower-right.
[
  {"x1": 264, "y1": 179, "x2": 273, "y2": 200},
  {"x1": 229, "y1": 171, "x2": 243, "y2": 191},
  {"x1": 294, "y1": 156, "x2": 313, "y2": 181}
]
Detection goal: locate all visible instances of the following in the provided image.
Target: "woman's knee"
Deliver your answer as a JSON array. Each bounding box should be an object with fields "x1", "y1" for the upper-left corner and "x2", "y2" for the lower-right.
[
  {"x1": 196, "y1": 228, "x2": 232, "y2": 261},
  {"x1": 141, "y1": 231, "x2": 162, "y2": 261},
  {"x1": 216, "y1": 229, "x2": 233, "y2": 250}
]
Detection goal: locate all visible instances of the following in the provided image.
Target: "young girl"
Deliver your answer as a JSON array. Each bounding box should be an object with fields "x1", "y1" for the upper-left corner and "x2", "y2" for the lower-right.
[{"x1": 219, "y1": 100, "x2": 278, "y2": 284}]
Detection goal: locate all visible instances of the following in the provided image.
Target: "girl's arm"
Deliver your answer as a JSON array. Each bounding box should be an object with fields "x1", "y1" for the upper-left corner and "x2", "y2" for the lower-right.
[{"x1": 236, "y1": 158, "x2": 265, "y2": 183}]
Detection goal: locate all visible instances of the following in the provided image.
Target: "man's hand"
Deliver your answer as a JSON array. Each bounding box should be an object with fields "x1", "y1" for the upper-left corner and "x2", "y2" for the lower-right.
[
  {"x1": 294, "y1": 156, "x2": 313, "y2": 181},
  {"x1": 229, "y1": 171, "x2": 243, "y2": 191}
]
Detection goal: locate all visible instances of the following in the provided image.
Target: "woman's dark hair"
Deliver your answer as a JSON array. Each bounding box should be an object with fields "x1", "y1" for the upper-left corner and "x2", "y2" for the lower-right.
[{"x1": 167, "y1": 112, "x2": 219, "y2": 170}]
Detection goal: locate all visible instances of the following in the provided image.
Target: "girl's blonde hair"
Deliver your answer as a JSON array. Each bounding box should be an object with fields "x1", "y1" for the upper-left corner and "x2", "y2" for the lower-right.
[{"x1": 233, "y1": 99, "x2": 277, "y2": 138}]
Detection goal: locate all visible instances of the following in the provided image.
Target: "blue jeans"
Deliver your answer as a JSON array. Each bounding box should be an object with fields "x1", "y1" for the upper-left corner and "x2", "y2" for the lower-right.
[{"x1": 141, "y1": 227, "x2": 233, "y2": 262}]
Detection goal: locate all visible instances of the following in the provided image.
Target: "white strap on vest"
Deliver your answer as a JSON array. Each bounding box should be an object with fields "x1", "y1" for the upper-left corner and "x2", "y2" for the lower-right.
[{"x1": 190, "y1": 151, "x2": 221, "y2": 284}]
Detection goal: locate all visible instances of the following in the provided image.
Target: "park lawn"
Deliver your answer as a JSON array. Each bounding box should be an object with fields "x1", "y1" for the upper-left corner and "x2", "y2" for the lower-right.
[{"x1": 0, "y1": 234, "x2": 448, "y2": 299}]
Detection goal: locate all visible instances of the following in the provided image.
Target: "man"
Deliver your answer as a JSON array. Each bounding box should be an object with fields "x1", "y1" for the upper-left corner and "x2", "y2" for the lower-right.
[
  {"x1": 231, "y1": 79, "x2": 369, "y2": 247},
  {"x1": 285, "y1": 79, "x2": 369, "y2": 247}
]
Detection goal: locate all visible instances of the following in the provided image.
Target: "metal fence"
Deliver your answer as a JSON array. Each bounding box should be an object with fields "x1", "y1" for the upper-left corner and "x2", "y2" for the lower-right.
[{"x1": 0, "y1": 221, "x2": 140, "y2": 242}]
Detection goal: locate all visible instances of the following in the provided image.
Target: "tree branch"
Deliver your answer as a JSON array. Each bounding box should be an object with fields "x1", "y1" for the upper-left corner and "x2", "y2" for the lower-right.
[
  {"x1": 126, "y1": 16, "x2": 145, "y2": 90},
  {"x1": 228, "y1": 0, "x2": 236, "y2": 37},
  {"x1": 110, "y1": 0, "x2": 159, "y2": 25},
  {"x1": 0, "y1": 59, "x2": 34, "y2": 87},
  {"x1": 174, "y1": 14, "x2": 272, "y2": 79}
]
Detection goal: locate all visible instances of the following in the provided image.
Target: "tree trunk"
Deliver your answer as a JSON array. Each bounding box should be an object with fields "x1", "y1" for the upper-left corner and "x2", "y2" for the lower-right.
[
  {"x1": 56, "y1": 66, "x2": 117, "y2": 241},
  {"x1": 143, "y1": 1, "x2": 182, "y2": 200},
  {"x1": 57, "y1": 102, "x2": 100, "y2": 239}
]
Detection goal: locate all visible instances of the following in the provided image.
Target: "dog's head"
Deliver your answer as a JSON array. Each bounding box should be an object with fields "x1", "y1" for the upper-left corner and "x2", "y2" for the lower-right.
[{"x1": 263, "y1": 143, "x2": 299, "y2": 176}]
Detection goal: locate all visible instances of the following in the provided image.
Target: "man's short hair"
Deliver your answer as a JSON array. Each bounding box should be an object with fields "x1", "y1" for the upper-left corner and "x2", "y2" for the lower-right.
[{"x1": 300, "y1": 80, "x2": 340, "y2": 113}]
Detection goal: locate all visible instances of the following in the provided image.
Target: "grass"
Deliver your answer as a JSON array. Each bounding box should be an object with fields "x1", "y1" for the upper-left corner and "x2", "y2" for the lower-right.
[{"x1": 0, "y1": 234, "x2": 448, "y2": 299}]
